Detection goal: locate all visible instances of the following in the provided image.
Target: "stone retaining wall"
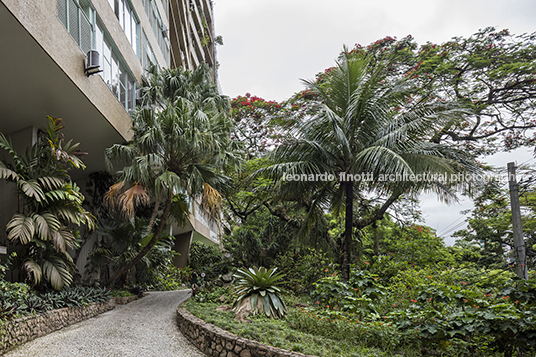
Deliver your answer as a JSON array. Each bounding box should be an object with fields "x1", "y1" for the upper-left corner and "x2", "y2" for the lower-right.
[
  {"x1": 0, "y1": 299, "x2": 115, "y2": 355},
  {"x1": 176, "y1": 308, "x2": 316, "y2": 357}
]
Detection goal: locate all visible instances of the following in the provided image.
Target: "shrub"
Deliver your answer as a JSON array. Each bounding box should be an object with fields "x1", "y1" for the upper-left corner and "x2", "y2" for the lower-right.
[
  {"x1": 194, "y1": 284, "x2": 235, "y2": 304},
  {"x1": 0, "y1": 264, "x2": 31, "y2": 319},
  {"x1": 288, "y1": 307, "x2": 404, "y2": 352},
  {"x1": 111, "y1": 289, "x2": 134, "y2": 297},
  {"x1": 311, "y1": 269, "x2": 386, "y2": 317},
  {"x1": 387, "y1": 276, "x2": 536, "y2": 357},
  {"x1": 154, "y1": 265, "x2": 192, "y2": 290},
  {"x1": 188, "y1": 241, "x2": 231, "y2": 280},
  {"x1": 275, "y1": 248, "x2": 336, "y2": 294},
  {"x1": 1, "y1": 283, "x2": 111, "y2": 319}
]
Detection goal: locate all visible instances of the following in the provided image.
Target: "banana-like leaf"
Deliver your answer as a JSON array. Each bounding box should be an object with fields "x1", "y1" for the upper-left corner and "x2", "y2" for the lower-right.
[
  {"x1": 22, "y1": 259, "x2": 42, "y2": 286},
  {"x1": 7, "y1": 214, "x2": 35, "y2": 244},
  {"x1": 42, "y1": 258, "x2": 73, "y2": 290},
  {"x1": 19, "y1": 179, "x2": 45, "y2": 202},
  {"x1": 51, "y1": 230, "x2": 72, "y2": 253},
  {"x1": 31, "y1": 213, "x2": 54, "y2": 241},
  {"x1": 38, "y1": 176, "x2": 64, "y2": 190},
  {"x1": 0, "y1": 165, "x2": 20, "y2": 182}
]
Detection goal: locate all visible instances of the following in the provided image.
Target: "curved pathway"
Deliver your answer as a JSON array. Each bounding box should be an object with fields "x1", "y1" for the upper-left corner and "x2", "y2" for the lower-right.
[{"x1": 5, "y1": 290, "x2": 206, "y2": 357}]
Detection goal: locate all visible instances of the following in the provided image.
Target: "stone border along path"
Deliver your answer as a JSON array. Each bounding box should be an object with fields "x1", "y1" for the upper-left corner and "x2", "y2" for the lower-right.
[{"x1": 3, "y1": 290, "x2": 207, "y2": 357}]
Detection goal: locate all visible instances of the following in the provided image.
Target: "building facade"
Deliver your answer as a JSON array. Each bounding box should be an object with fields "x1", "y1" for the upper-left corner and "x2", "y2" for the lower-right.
[{"x1": 0, "y1": 0, "x2": 220, "y2": 279}]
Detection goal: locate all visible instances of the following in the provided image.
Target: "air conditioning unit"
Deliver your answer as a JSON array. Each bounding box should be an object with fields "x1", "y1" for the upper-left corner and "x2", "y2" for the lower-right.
[{"x1": 84, "y1": 50, "x2": 103, "y2": 76}]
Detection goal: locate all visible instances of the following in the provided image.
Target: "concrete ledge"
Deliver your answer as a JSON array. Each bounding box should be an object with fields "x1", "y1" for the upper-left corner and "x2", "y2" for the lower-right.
[
  {"x1": 176, "y1": 308, "x2": 316, "y2": 357},
  {"x1": 0, "y1": 299, "x2": 115, "y2": 355}
]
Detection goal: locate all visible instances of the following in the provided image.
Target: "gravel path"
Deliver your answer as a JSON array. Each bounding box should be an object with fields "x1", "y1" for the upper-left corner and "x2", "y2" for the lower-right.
[{"x1": 4, "y1": 290, "x2": 207, "y2": 357}]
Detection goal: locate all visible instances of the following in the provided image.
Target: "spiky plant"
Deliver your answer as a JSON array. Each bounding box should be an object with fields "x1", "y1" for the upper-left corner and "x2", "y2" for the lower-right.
[{"x1": 233, "y1": 266, "x2": 286, "y2": 318}]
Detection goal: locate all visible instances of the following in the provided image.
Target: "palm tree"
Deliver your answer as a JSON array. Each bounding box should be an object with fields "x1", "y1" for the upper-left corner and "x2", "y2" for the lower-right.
[
  {"x1": 0, "y1": 116, "x2": 95, "y2": 290},
  {"x1": 104, "y1": 64, "x2": 240, "y2": 286},
  {"x1": 269, "y1": 51, "x2": 476, "y2": 281}
]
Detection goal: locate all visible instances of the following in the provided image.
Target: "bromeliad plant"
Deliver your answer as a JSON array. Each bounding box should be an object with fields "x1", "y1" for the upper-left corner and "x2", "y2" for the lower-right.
[{"x1": 233, "y1": 266, "x2": 287, "y2": 318}]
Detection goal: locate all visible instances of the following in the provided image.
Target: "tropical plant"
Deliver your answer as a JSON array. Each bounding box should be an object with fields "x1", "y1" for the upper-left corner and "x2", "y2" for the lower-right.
[
  {"x1": 268, "y1": 50, "x2": 476, "y2": 281},
  {"x1": 103, "y1": 63, "x2": 240, "y2": 286},
  {"x1": 0, "y1": 116, "x2": 95, "y2": 290},
  {"x1": 233, "y1": 266, "x2": 286, "y2": 318}
]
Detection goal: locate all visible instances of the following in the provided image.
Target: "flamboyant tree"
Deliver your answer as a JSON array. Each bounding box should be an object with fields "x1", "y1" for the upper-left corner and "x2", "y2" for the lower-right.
[{"x1": 347, "y1": 27, "x2": 536, "y2": 154}]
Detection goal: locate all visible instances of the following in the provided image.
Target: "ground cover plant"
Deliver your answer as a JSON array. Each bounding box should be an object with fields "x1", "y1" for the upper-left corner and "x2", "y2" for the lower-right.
[
  {"x1": 186, "y1": 264, "x2": 536, "y2": 357},
  {"x1": 185, "y1": 298, "x2": 401, "y2": 357},
  {"x1": 1, "y1": 264, "x2": 110, "y2": 321}
]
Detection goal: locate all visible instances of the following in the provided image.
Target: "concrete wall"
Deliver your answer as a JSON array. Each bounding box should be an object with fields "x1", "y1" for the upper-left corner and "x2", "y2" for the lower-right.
[{"x1": 2, "y1": 0, "x2": 133, "y2": 141}]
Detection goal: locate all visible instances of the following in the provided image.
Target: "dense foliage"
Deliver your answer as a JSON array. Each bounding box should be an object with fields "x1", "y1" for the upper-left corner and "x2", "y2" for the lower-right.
[
  {"x1": 0, "y1": 264, "x2": 110, "y2": 321},
  {"x1": 0, "y1": 116, "x2": 95, "y2": 290},
  {"x1": 4, "y1": 27, "x2": 536, "y2": 357}
]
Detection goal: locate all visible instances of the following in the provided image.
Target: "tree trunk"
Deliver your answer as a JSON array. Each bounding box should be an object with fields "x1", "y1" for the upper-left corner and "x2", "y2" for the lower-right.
[
  {"x1": 342, "y1": 181, "x2": 353, "y2": 282},
  {"x1": 373, "y1": 221, "x2": 379, "y2": 256},
  {"x1": 144, "y1": 194, "x2": 161, "y2": 237},
  {"x1": 105, "y1": 191, "x2": 173, "y2": 287}
]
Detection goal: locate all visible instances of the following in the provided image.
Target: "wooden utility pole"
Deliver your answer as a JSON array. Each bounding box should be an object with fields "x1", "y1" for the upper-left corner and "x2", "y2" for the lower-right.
[{"x1": 507, "y1": 162, "x2": 528, "y2": 280}]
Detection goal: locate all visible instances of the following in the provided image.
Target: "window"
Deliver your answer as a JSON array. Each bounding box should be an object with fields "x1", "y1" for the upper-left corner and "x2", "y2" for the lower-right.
[
  {"x1": 108, "y1": 0, "x2": 140, "y2": 58},
  {"x1": 141, "y1": 0, "x2": 170, "y2": 65},
  {"x1": 142, "y1": 31, "x2": 157, "y2": 70},
  {"x1": 58, "y1": 0, "x2": 138, "y2": 114},
  {"x1": 57, "y1": 0, "x2": 95, "y2": 54},
  {"x1": 95, "y1": 21, "x2": 138, "y2": 113}
]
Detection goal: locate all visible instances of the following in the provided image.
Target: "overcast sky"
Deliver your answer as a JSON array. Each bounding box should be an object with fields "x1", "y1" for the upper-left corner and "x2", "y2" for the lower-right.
[{"x1": 213, "y1": 0, "x2": 536, "y2": 244}]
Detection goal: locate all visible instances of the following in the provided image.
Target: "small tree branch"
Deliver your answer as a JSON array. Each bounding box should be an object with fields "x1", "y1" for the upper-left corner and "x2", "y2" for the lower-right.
[
  {"x1": 264, "y1": 202, "x2": 301, "y2": 229},
  {"x1": 353, "y1": 191, "x2": 402, "y2": 230}
]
